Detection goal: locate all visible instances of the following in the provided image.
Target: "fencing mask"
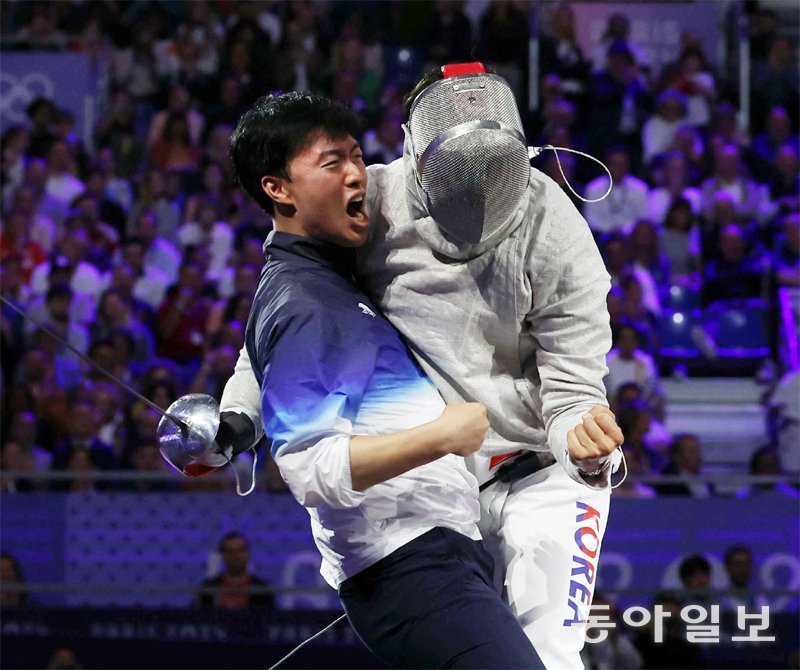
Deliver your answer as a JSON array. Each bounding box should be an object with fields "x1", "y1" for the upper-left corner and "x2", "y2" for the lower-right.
[{"x1": 407, "y1": 62, "x2": 531, "y2": 245}]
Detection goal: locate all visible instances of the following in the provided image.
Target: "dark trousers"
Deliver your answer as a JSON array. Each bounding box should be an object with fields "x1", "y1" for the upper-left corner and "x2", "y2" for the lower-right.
[{"x1": 339, "y1": 528, "x2": 544, "y2": 669}]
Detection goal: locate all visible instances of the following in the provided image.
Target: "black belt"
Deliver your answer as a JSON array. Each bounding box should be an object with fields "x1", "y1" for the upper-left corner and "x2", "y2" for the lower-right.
[{"x1": 479, "y1": 451, "x2": 555, "y2": 492}]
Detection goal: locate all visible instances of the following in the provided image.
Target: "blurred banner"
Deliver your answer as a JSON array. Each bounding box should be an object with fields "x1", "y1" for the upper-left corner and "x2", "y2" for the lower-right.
[
  {"x1": 570, "y1": 2, "x2": 723, "y2": 73},
  {"x1": 0, "y1": 52, "x2": 99, "y2": 144},
  {"x1": 1, "y1": 493, "x2": 797, "y2": 610}
]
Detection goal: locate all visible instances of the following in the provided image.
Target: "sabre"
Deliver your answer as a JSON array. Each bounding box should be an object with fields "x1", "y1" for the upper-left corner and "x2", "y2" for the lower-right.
[{"x1": 0, "y1": 294, "x2": 254, "y2": 487}]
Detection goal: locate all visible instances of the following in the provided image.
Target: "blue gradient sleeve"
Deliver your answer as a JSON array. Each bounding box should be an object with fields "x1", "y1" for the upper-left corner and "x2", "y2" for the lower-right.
[{"x1": 252, "y1": 302, "x2": 378, "y2": 458}]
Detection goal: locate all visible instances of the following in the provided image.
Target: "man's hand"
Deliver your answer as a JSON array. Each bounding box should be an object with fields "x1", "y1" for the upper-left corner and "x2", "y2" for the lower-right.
[
  {"x1": 434, "y1": 402, "x2": 490, "y2": 457},
  {"x1": 567, "y1": 406, "x2": 624, "y2": 472}
]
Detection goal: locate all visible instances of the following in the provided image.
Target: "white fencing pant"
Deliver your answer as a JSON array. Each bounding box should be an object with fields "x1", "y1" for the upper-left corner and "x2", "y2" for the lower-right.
[{"x1": 478, "y1": 460, "x2": 612, "y2": 670}]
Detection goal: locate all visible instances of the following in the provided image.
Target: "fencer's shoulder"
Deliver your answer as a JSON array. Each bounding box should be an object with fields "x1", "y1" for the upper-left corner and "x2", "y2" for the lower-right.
[
  {"x1": 526, "y1": 167, "x2": 586, "y2": 229},
  {"x1": 366, "y1": 159, "x2": 403, "y2": 201}
]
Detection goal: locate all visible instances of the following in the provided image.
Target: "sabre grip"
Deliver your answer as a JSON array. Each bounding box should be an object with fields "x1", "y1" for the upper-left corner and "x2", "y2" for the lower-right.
[{"x1": 215, "y1": 412, "x2": 257, "y2": 457}]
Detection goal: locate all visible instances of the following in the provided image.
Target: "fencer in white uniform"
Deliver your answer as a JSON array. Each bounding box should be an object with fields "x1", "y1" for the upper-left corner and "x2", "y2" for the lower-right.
[{"x1": 219, "y1": 63, "x2": 623, "y2": 669}]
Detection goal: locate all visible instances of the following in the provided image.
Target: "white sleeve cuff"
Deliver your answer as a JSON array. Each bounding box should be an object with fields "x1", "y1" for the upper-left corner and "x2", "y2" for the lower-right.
[
  {"x1": 275, "y1": 420, "x2": 367, "y2": 509},
  {"x1": 548, "y1": 406, "x2": 614, "y2": 490}
]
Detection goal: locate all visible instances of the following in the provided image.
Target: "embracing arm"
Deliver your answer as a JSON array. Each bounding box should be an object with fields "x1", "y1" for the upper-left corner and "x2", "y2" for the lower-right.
[
  {"x1": 349, "y1": 402, "x2": 488, "y2": 490},
  {"x1": 217, "y1": 345, "x2": 264, "y2": 454}
]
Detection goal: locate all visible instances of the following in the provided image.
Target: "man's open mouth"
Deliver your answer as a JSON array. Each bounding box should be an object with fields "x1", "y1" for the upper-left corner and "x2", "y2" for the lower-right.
[{"x1": 346, "y1": 197, "x2": 365, "y2": 219}]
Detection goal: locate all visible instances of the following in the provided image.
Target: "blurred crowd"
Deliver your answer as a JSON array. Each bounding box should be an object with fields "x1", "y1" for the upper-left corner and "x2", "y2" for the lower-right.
[{"x1": 0, "y1": 1, "x2": 798, "y2": 495}]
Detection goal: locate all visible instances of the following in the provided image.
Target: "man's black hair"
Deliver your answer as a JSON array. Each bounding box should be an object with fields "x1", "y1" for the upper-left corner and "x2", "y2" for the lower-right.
[
  {"x1": 402, "y1": 67, "x2": 444, "y2": 120},
  {"x1": 219, "y1": 531, "x2": 249, "y2": 551},
  {"x1": 724, "y1": 544, "x2": 751, "y2": 565},
  {"x1": 679, "y1": 554, "x2": 711, "y2": 583},
  {"x1": 229, "y1": 92, "x2": 362, "y2": 216}
]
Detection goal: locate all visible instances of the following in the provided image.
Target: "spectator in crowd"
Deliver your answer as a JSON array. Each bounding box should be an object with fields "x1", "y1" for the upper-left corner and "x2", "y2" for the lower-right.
[
  {"x1": 661, "y1": 196, "x2": 702, "y2": 284},
  {"x1": 149, "y1": 111, "x2": 201, "y2": 172},
  {"x1": 188, "y1": 344, "x2": 238, "y2": 398},
  {"x1": 766, "y1": 145, "x2": 800, "y2": 220},
  {"x1": 26, "y1": 282, "x2": 89, "y2": 356},
  {"x1": 51, "y1": 399, "x2": 115, "y2": 475},
  {"x1": 7, "y1": 410, "x2": 52, "y2": 473},
  {"x1": 83, "y1": 167, "x2": 127, "y2": 236},
  {"x1": 583, "y1": 146, "x2": 649, "y2": 235},
  {"x1": 68, "y1": 193, "x2": 120, "y2": 269},
  {"x1": 80, "y1": 381, "x2": 127, "y2": 458},
  {"x1": 146, "y1": 84, "x2": 205, "y2": 150},
  {"x1": 183, "y1": 160, "x2": 233, "y2": 225},
  {"x1": 94, "y1": 146, "x2": 134, "y2": 213},
  {"x1": 751, "y1": 36, "x2": 799, "y2": 133},
  {"x1": 127, "y1": 168, "x2": 182, "y2": 240},
  {"x1": 114, "y1": 237, "x2": 170, "y2": 312},
  {"x1": 419, "y1": 1, "x2": 472, "y2": 70},
  {"x1": 700, "y1": 144, "x2": 769, "y2": 225},
  {"x1": 581, "y1": 594, "x2": 643, "y2": 669},
  {"x1": 6, "y1": 183, "x2": 60, "y2": 255},
  {"x1": 633, "y1": 591, "x2": 705, "y2": 669},
  {"x1": 664, "y1": 46, "x2": 717, "y2": 129},
  {"x1": 362, "y1": 110, "x2": 404, "y2": 166},
  {"x1": 656, "y1": 433, "x2": 713, "y2": 497},
  {"x1": 177, "y1": 198, "x2": 234, "y2": 281},
  {"x1": 1, "y1": 440, "x2": 43, "y2": 493},
  {"x1": 0, "y1": 552, "x2": 29, "y2": 607},
  {"x1": 590, "y1": 12, "x2": 650, "y2": 76},
  {"x1": 538, "y1": 5, "x2": 589, "y2": 108},
  {"x1": 752, "y1": 106, "x2": 799, "y2": 171},
  {"x1": 703, "y1": 225, "x2": 764, "y2": 305},
  {"x1": 735, "y1": 445, "x2": 798, "y2": 499},
  {"x1": 155, "y1": 261, "x2": 212, "y2": 376},
  {"x1": 29, "y1": 233, "x2": 104, "y2": 317},
  {"x1": 772, "y1": 212, "x2": 800, "y2": 287},
  {"x1": 120, "y1": 440, "x2": 177, "y2": 492},
  {"x1": 614, "y1": 382, "x2": 670, "y2": 451},
  {"x1": 93, "y1": 89, "x2": 144, "y2": 179},
  {"x1": 1, "y1": 125, "x2": 29, "y2": 201},
  {"x1": 477, "y1": 1, "x2": 529, "y2": 98},
  {"x1": 630, "y1": 218, "x2": 670, "y2": 288},
  {"x1": 0, "y1": 209, "x2": 48, "y2": 284},
  {"x1": 44, "y1": 138, "x2": 85, "y2": 210},
  {"x1": 641, "y1": 90, "x2": 688, "y2": 166},
  {"x1": 768, "y1": 368, "x2": 800, "y2": 475},
  {"x1": 46, "y1": 647, "x2": 83, "y2": 670},
  {"x1": 721, "y1": 545, "x2": 764, "y2": 611},
  {"x1": 588, "y1": 40, "x2": 650, "y2": 163},
  {"x1": 91, "y1": 288, "x2": 155, "y2": 368},
  {"x1": 25, "y1": 97, "x2": 57, "y2": 158},
  {"x1": 130, "y1": 209, "x2": 182, "y2": 286},
  {"x1": 606, "y1": 322, "x2": 663, "y2": 414},
  {"x1": 614, "y1": 399, "x2": 659, "y2": 499},
  {"x1": 646, "y1": 151, "x2": 702, "y2": 226},
  {"x1": 677, "y1": 554, "x2": 714, "y2": 609},
  {"x1": 196, "y1": 532, "x2": 274, "y2": 610},
  {"x1": 12, "y1": 157, "x2": 69, "y2": 226}
]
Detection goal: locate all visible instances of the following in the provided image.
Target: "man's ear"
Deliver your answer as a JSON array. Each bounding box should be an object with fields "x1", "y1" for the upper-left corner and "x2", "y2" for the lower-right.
[
  {"x1": 262, "y1": 176, "x2": 293, "y2": 208},
  {"x1": 261, "y1": 176, "x2": 296, "y2": 217}
]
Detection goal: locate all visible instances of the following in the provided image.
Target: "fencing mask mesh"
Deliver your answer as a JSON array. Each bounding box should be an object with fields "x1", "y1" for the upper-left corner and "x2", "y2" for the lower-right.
[{"x1": 408, "y1": 69, "x2": 530, "y2": 245}]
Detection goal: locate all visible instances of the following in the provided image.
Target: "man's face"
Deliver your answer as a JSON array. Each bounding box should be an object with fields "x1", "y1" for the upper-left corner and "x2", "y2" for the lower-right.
[
  {"x1": 677, "y1": 437, "x2": 702, "y2": 474},
  {"x1": 726, "y1": 551, "x2": 752, "y2": 588},
  {"x1": 269, "y1": 133, "x2": 369, "y2": 248},
  {"x1": 221, "y1": 537, "x2": 249, "y2": 575}
]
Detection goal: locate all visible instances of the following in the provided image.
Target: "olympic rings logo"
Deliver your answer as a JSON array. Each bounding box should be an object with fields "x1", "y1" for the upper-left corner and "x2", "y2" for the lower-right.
[{"x1": 0, "y1": 72, "x2": 55, "y2": 123}]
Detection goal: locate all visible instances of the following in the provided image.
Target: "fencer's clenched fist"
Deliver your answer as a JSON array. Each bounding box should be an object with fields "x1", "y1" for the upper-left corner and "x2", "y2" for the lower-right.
[
  {"x1": 567, "y1": 405, "x2": 624, "y2": 473},
  {"x1": 435, "y1": 402, "x2": 490, "y2": 457}
]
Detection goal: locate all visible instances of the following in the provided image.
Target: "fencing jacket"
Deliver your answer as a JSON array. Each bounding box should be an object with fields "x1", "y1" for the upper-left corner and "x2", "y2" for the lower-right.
[{"x1": 244, "y1": 231, "x2": 480, "y2": 588}]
